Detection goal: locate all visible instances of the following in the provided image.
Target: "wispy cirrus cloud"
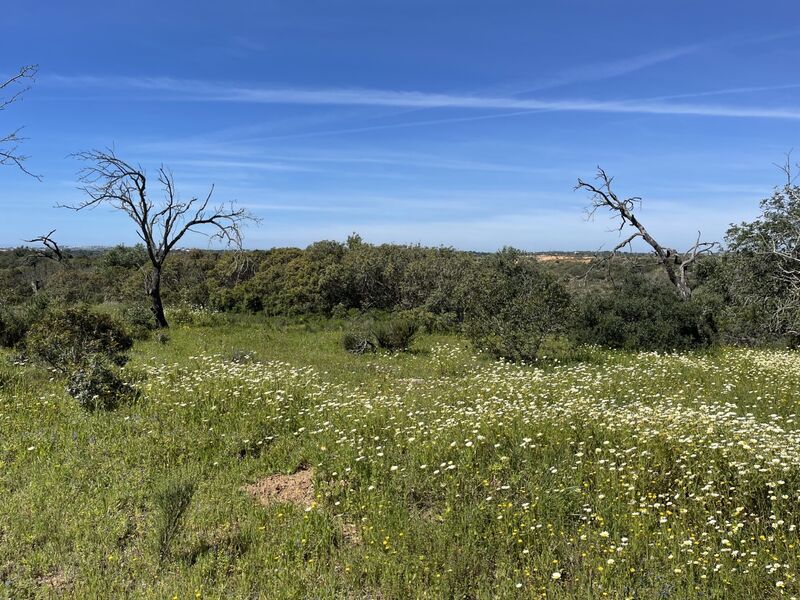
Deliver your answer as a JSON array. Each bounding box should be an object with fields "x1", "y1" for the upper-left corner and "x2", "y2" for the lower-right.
[
  {"x1": 508, "y1": 44, "x2": 704, "y2": 95},
  {"x1": 643, "y1": 83, "x2": 800, "y2": 102},
  {"x1": 47, "y1": 74, "x2": 800, "y2": 120}
]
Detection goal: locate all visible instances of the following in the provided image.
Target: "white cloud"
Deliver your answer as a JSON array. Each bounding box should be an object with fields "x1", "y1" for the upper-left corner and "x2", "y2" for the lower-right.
[{"x1": 47, "y1": 75, "x2": 800, "y2": 121}]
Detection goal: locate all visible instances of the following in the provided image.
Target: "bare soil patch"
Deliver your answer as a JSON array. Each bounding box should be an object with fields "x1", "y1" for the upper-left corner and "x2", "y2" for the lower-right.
[
  {"x1": 37, "y1": 569, "x2": 71, "y2": 593},
  {"x1": 535, "y1": 254, "x2": 592, "y2": 264},
  {"x1": 243, "y1": 468, "x2": 315, "y2": 508},
  {"x1": 341, "y1": 520, "x2": 363, "y2": 546}
]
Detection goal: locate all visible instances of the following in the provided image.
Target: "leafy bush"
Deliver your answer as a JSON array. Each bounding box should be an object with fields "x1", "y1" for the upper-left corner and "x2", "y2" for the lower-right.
[
  {"x1": 0, "y1": 295, "x2": 52, "y2": 349},
  {"x1": 122, "y1": 303, "x2": 156, "y2": 339},
  {"x1": 372, "y1": 318, "x2": 418, "y2": 351},
  {"x1": 0, "y1": 307, "x2": 27, "y2": 348},
  {"x1": 330, "y1": 303, "x2": 349, "y2": 320},
  {"x1": 341, "y1": 330, "x2": 376, "y2": 354},
  {"x1": 66, "y1": 355, "x2": 138, "y2": 411},
  {"x1": 464, "y1": 248, "x2": 572, "y2": 362},
  {"x1": 570, "y1": 273, "x2": 715, "y2": 352},
  {"x1": 397, "y1": 308, "x2": 458, "y2": 333},
  {"x1": 25, "y1": 307, "x2": 133, "y2": 373}
]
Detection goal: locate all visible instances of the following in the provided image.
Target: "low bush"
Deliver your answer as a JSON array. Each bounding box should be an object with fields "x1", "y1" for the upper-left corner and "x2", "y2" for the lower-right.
[
  {"x1": 0, "y1": 307, "x2": 27, "y2": 348},
  {"x1": 396, "y1": 308, "x2": 458, "y2": 333},
  {"x1": 570, "y1": 273, "x2": 716, "y2": 352},
  {"x1": 122, "y1": 303, "x2": 157, "y2": 339},
  {"x1": 372, "y1": 318, "x2": 418, "y2": 351},
  {"x1": 341, "y1": 330, "x2": 376, "y2": 354},
  {"x1": 464, "y1": 248, "x2": 572, "y2": 362},
  {"x1": 0, "y1": 295, "x2": 51, "y2": 349},
  {"x1": 66, "y1": 355, "x2": 138, "y2": 411},
  {"x1": 25, "y1": 307, "x2": 133, "y2": 373}
]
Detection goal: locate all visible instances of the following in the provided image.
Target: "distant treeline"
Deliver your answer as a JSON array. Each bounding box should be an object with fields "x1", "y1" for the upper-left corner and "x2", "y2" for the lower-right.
[{"x1": 0, "y1": 230, "x2": 791, "y2": 351}]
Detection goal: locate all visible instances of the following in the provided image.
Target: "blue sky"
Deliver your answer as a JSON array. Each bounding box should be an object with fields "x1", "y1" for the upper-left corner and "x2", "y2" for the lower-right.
[{"x1": 2, "y1": 0, "x2": 800, "y2": 251}]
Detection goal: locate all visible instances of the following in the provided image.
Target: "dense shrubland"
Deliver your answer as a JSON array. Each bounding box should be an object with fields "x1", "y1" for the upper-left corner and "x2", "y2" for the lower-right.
[
  {"x1": 0, "y1": 235, "x2": 792, "y2": 360},
  {"x1": 3, "y1": 180, "x2": 800, "y2": 360}
]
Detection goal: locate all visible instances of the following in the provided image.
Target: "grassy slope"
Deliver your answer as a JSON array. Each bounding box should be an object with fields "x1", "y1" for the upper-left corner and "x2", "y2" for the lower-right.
[{"x1": 1, "y1": 318, "x2": 800, "y2": 598}]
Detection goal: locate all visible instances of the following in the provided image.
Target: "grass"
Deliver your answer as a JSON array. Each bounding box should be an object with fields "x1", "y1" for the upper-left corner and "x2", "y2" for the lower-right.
[{"x1": 1, "y1": 316, "x2": 800, "y2": 598}]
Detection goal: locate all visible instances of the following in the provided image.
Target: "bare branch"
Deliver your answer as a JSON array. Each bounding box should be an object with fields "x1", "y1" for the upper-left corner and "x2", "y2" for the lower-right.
[
  {"x1": 24, "y1": 229, "x2": 66, "y2": 262},
  {"x1": 65, "y1": 148, "x2": 261, "y2": 327},
  {"x1": 773, "y1": 149, "x2": 799, "y2": 187},
  {"x1": 576, "y1": 168, "x2": 718, "y2": 299},
  {"x1": 1, "y1": 65, "x2": 40, "y2": 179}
]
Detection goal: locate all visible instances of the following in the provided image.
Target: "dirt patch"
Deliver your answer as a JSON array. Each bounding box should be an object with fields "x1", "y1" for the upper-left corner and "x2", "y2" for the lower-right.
[
  {"x1": 341, "y1": 520, "x2": 363, "y2": 546},
  {"x1": 535, "y1": 254, "x2": 593, "y2": 264},
  {"x1": 37, "y1": 569, "x2": 71, "y2": 592},
  {"x1": 243, "y1": 468, "x2": 315, "y2": 508}
]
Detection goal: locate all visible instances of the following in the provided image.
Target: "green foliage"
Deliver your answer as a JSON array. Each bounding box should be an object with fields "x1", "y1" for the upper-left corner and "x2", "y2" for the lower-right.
[
  {"x1": 99, "y1": 244, "x2": 148, "y2": 270},
  {"x1": 397, "y1": 308, "x2": 458, "y2": 333},
  {"x1": 372, "y1": 318, "x2": 418, "y2": 351},
  {"x1": 1, "y1": 228, "x2": 797, "y2": 350},
  {"x1": 571, "y1": 272, "x2": 715, "y2": 351},
  {"x1": 341, "y1": 330, "x2": 376, "y2": 354},
  {"x1": 723, "y1": 183, "x2": 800, "y2": 342},
  {"x1": 464, "y1": 248, "x2": 572, "y2": 362},
  {"x1": 152, "y1": 474, "x2": 197, "y2": 567},
  {"x1": 121, "y1": 303, "x2": 157, "y2": 339},
  {"x1": 25, "y1": 307, "x2": 133, "y2": 372},
  {"x1": 0, "y1": 294, "x2": 55, "y2": 349},
  {"x1": 167, "y1": 305, "x2": 224, "y2": 327},
  {"x1": 0, "y1": 306, "x2": 28, "y2": 348},
  {"x1": 691, "y1": 254, "x2": 789, "y2": 346},
  {"x1": 66, "y1": 355, "x2": 138, "y2": 411}
]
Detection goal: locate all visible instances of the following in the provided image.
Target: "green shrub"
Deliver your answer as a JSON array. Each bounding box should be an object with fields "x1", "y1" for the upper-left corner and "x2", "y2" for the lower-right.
[
  {"x1": 66, "y1": 355, "x2": 138, "y2": 411},
  {"x1": 0, "y1": 295, "x2": 52, "y2": 349},
  {"x1": 464, "y1": 248, "x2": 572, "y2": 363},
  {"x1": 397, "y1": 308, "x2": 458, "y2": 333},
  {"x1": 570, "y1": 273, "x2": 715, "y2": 352},
  {"x1": 341, "y1": 330, "x2": 376, "y2": 354},
  {"x1": 122, "y1": 303, "x2": 156, "y2": 339},
  {"x1": 152, "y1": 474, "x2": 197, "y2": 567},
  {"x1": 372, "y1": 318, "x2": 418, "y2": 351},
  {"x1": 330, "y1": 303, "x2": 349, "y2": 320},
  {"x1": 25, "y1": 307, "x2": 133, "y2": 373},
  {"x1": 0, "y1": 307, "x2": 27, "y2": 348}
]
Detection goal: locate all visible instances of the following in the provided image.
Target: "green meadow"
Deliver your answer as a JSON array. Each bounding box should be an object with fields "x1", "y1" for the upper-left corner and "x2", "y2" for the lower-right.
[{"x1": 2, "y1": 316, "x2": 799, "y2": 599}]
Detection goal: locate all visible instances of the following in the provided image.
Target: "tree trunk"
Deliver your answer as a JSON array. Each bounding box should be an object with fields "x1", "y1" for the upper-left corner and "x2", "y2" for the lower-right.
[
  {"x1": 147, "y1": 267, "x2": 169, "y2": 328},
  {"x1": 675, "y1": 270, "x2": 692, "y2": 300},
  {"x1": 660, "y1": 258, "x2": 692, "y2": 300}
]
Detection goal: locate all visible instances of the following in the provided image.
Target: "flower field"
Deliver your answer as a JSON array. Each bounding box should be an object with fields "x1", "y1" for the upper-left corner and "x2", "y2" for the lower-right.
[{"x1": 2, "y1": 321, "x2": 800, "y2": 598}]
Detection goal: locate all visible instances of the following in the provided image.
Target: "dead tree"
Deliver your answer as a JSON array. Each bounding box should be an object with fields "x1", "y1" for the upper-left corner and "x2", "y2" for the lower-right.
[
  {"x1": 576, "y1": 168, "x2": 717, "y2": 300},
  {"x1": 64, "y1": 148, "x2": 258, "y2": 328},
  {"x1": 23, "y1": 229, "x2": 68, "y2": 293},
  {"x1": 25, "y1": 229, "x2": 66, "y2": 262},
  {"x1": 1, "y1": 65, "x2": 39, "y2": 179}
]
